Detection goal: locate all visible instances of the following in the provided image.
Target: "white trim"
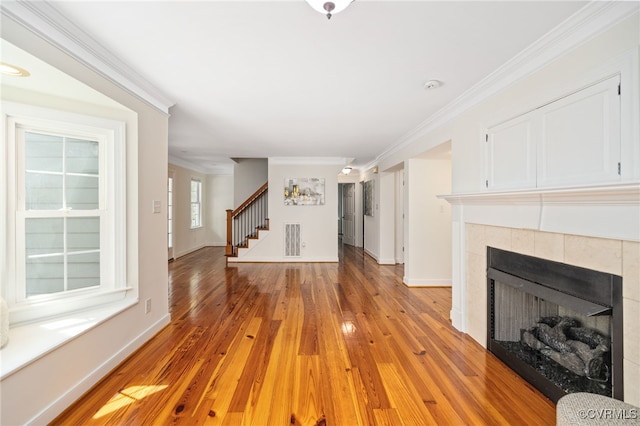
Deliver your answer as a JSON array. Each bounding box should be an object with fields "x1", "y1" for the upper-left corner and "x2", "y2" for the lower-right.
[
  {"x1": 269, "y1": 157, "x2": 347, "y2": 166},
  {"x1": 403, "y1": 278, "x2": 452, "y2": 287},
  {"x1": 0, "y1": 1, "x2": 174, "y2": 114},
  {"x1": 376, "y1": 1, "x2": 639, "y2": 165},
  {"x1": 26, "y1": 312, "x2": 170, "y2": 425},
  {"x1": 439, "y1": 182, "x2": 640, "y2": 205},
  {"x1": 0, "y1": 297, "x2": 139, "y2": 380},
  {"x1": 228, "y1": 256, "x2": 339, "y2": 263},
  {"x1": 168, "y1": 155, "x2": 233, "y2": 175},
  {"x1": 3, "y1": 102, "x2": 129, "y2": 325}
]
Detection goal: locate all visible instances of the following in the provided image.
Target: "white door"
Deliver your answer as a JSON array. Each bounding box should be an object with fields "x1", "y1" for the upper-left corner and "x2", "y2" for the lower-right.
[
  {"x1": 168, "y1": 175, "x2": 174, "y2": 261},
  {"x1": 343, "y1": 183, "x2": 356, "y2": 246}
]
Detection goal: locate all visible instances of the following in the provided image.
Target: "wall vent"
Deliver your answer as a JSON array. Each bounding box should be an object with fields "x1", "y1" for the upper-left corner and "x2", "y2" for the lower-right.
[{"x1": 284, "y1": 223, "x2": 301, "y2": 257}]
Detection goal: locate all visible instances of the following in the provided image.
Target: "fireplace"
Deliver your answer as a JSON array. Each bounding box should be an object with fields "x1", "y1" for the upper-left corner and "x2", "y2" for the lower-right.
[{"x1": 486, "y1": 246, "x2": 623, "y2": 403}]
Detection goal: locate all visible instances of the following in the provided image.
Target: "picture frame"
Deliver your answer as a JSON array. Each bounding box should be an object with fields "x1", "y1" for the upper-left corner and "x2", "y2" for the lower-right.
[
  {"x1": 364, "y1": 180, "x2": 374, "y2": 216},
  {"x1": 284, "y1": 178, "x2": 325, "y2": 206}
]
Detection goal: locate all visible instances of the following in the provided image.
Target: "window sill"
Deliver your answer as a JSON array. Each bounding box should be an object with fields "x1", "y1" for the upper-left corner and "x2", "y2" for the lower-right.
[{"x1": 0, "y1": 298, "x2": 137, "y2": 380}]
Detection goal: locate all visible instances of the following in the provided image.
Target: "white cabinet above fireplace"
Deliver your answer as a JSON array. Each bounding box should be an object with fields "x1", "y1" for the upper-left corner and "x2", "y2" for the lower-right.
[{"x1": 485, "y1": 75, "x2": 621, "y2": 190}]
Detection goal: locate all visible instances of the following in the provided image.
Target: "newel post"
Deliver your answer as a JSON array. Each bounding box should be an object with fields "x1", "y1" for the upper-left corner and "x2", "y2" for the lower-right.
[{"x1": 225, "y1": 209, "x2": 233, "y2": 256}]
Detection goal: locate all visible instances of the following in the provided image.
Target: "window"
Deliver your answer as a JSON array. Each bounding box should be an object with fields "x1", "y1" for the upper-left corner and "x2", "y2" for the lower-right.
[
  {"x1": 3, "y1": 103, "x2": 127, "y2": 325},
  {"x1": 190, "y1": 179, "x2": 202, "y2": 228}
]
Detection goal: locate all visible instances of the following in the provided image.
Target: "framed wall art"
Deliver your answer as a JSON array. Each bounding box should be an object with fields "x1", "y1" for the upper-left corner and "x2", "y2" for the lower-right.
[
  {"x1": 364, "y1": 180, "x2": 374, "y2": 216},
  {"x1": 284, "y1": 178, "x2": 325, "y2": 206}
]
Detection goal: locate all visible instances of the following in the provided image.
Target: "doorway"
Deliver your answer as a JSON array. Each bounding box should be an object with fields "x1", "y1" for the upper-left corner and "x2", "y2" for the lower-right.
[{"x1": 339, "y1": 183, "x2": 356, "y2": 246}]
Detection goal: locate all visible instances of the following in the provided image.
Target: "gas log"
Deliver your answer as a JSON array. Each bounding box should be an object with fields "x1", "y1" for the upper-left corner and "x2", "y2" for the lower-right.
[{"x1": 521, "y1": 316, "x2": 610, "y2": 380}]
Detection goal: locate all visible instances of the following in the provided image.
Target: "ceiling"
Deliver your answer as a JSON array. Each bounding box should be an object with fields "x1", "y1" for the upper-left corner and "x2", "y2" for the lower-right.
[{"x1": 6, "y1": 1, "x2": 588, "y2": 173}]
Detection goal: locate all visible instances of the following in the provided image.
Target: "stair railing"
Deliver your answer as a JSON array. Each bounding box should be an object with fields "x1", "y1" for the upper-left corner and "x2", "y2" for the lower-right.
[{"x1": 226, "y1": 182, "x2": 269, "y2": 256}]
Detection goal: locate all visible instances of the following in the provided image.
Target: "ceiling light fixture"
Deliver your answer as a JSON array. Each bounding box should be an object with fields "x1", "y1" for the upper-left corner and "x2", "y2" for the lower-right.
[
  {"x1": 342, "y1": 166, "x2": 352, "y2": 175},
  {"x1": 423, "y1": 79, "x2": 442, "y2": 90},
  {"x1": 306, "y1": 0, "x2": 354, "y2": 19},
  {"x1": 0, "y1": 62, "x2": 30, "y2": 77}
]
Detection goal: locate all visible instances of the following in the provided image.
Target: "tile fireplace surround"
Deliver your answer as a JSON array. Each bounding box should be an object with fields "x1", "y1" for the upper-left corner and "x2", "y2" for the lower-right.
[{"x1": 444, "y1": 184, "x2": 640, "y2": 406}]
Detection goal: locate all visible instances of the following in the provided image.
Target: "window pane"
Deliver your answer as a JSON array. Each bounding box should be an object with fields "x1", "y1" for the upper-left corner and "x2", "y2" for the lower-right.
[
  {"x1": 67, "y1": 217, "x2": 100, "y2": 252},
  {"x1": 25, "y1": 218, "x2": 64, "y2": 254},
  {"x1": 66, "y1": 139, "x2": 99, "y2": 174},
  {"x1": 67, "y1": 252, "x2": 100, "y2": 290},
  {"x1": 25, "y1": 172, "x2": 63, "y2": 210},
  {"x1": 25, "y1": 218, "x2": 64, "y2": 297},
  {"x1": 191, "y1": 180, "x2": 200, "y2": 202},
  {"x1": 26, "y1": 256, "x2": 65, "y2": 297},
  {"x1": 25, "y1": 132, "x2": 63, "y2": 172},
  {"x1": 24, "y1": 217, "x2": 100, "y2": 297},
  {"x1": 67, "y1": 175, "x2": 99, "y2": 209}
]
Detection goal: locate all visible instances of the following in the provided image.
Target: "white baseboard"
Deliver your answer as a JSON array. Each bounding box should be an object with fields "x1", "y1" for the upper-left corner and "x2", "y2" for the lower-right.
[
  {"x1": 450, "y1": 307, "x2": 465, "y2": 333},
  {"x1": 30, "y1": 314, "x2": 171, "y2": 425},
  {"x1": 175, "y1": 244, "x2": 206, "y2": 259},
  {"x1": 207, "y1": 241, "x2": 226, "y2": 247},
  {"x1": 403, "y1": 277, "x2": 452, "y2": 287},
  {"x1": 228, "y1": 256, "x2": 339, "y2": 263},
  {"x1": 363, "y1": 248, "x2": 378, "y2": 261}
]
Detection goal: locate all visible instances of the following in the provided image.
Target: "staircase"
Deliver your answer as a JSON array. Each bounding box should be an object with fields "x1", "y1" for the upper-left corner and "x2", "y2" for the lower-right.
[{"x1": 225, "y1": 182, "x2": 268, "y2": 258}]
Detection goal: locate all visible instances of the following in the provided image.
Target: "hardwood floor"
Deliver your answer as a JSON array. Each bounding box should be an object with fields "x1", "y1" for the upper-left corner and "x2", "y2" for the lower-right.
[{"x1": 53, "y1": 245, "x2": 555, "y2": 425}]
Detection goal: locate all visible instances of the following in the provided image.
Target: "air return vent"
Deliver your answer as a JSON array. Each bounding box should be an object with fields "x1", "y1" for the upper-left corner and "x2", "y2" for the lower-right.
[{"x1": 284, "y1": 223, "x2": 301, "y2": 257}]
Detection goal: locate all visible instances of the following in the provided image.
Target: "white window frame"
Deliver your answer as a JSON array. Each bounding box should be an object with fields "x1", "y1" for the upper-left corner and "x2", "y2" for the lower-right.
[
  {"x1": 190, "y1": 178, "x2": 202, "y2": 229},
  {"x1": 2, "y1": 102, "x2": 128, "y2": 325}
]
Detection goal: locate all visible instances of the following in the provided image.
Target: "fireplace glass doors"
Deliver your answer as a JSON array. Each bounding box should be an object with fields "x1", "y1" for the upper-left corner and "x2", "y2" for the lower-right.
[{"x1": 486, "y1": 247, "x2": 623, "y2": 403}]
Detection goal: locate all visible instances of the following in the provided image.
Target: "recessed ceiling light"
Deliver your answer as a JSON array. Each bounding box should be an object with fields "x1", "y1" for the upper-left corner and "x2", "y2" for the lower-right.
[
  {"x1": 0, "y1": 62, "x2": 30, "y2": 77},
  {"x1": 423, "y1": 80, "x2": 441, "y2": 90}
]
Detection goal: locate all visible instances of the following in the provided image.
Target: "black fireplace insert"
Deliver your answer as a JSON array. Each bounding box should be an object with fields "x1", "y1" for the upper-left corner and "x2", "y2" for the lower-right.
[{"x1": 486, "y1": 246, "x2": 623, "y2": 403}]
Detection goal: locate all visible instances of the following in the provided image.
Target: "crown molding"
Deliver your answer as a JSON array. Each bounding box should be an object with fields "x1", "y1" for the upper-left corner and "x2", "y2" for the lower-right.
[
  {"x1": 0, "y1": 0, "x2": 174, "y2": 114},
  {"x1": 169, "y1": 155, "x2": 233, "y2": 175},
  {"x1": 376, "y1": 1, "x2": 640, "y2": 164},
  {"x1": 269, "y1": 157, "x2": 348, "y2": 166}
]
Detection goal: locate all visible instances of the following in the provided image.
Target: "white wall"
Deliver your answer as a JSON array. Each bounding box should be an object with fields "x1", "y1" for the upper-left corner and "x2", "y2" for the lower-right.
[
  {"x1": 403, "y1": 158, "x2": 452, "y2": 286},
  {"x1": 207, "y1": 174, "x2": 234, "y2": 246},
  {"x1": 168, "y1": 163, "x2": 209, "y2": 258},
  {"x1": 0, "y1": 16, "x2": 171, "y2": 425},
  {"x1": 377, "y1": 171, "x2": 396, "y2": 264},
  {"x1": 234, "y1": 160, "x2": 340, "y2": 262},
  {"x1": 233, "y1": 158, "x2": 268, "y2": 207}
]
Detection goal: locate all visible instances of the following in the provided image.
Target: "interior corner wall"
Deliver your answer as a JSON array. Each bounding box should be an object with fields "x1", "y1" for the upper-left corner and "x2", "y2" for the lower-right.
[
  {"x1": 378, "y1": 171, "x2": 396, "y2": 264},
  {"x1": 395, "y1": 169, "x2": 405, "y2": 264},
  {"x1": 207, "y1": 174, "x2": 234, "y2": 246},
  {"x1": 234, "y1": 162, "x2": 339, "y2": 262},
  {"x1": 0, "y1": 17, "x2": 170, "y2": 425},
  {"x1": 233, "y1": 158, "x2": 268, "y2": 207},
  {"x1": 168, "y1": 163, "x2": 209, "y2": 258},
  {"x1": 403, "y1": 157, "x2": 452, "y2": 286}
]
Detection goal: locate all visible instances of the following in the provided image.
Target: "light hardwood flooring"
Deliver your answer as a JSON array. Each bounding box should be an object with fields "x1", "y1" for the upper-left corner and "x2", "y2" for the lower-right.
[{"x1": 52, "y1": 245, "x2": 555, "y2": 425}]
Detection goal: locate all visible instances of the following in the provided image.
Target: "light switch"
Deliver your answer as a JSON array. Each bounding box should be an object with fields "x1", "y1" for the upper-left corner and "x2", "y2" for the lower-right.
[{"x1": 152, "y1": 200, "x2": 161, "y2": 213}]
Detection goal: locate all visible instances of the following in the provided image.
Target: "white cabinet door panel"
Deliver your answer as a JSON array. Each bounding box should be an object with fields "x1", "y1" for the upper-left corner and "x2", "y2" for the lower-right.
[
  {"x1": 486, "y1": 111, "x2": 536, "y2": 190},
  {"x1": 538, "y1": 75, "x2": 620, "y2": 187}
]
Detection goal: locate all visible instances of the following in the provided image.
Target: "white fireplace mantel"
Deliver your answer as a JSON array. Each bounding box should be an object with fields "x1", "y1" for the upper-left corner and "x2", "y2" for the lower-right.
[
  {"x1": 440, "y1": 182, "x2": 640, "y2": 205},
  {"x1": 439, "y1": 182, "x2": 640, "y2": 243}
]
